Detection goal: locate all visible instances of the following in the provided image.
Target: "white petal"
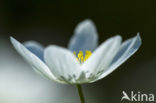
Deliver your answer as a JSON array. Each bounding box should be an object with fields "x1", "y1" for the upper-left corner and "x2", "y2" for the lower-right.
[
  {"x1": 10, "y1": 37, "x2": 63, "y2": 83},
  {"x1": 24, "y1": 41, "x2": 44, "y2": 61},
  {"x1": 68, "y1": 19, "x2": 98, "y2": 53},
  {"x1": 82, "y1": 35, "x2": 122, "y2": 79},
  {"x1": 44, "y1": 45, "x2": 81, "y2": 83},
  {"x1": 94, "y1": 34, "x2": 141, "y2": 82}
]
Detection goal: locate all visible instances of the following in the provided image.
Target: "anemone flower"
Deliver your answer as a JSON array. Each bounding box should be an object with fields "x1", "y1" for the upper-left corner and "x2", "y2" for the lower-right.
[{"x1": 10, "y1": 19, "x2": 141, "y2": 103}]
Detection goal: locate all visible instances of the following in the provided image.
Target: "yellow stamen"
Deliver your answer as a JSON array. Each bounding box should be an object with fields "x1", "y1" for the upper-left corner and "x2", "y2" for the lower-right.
[
  {"x1": 74, "y1": 50, "x2": 92, "y2": 63},
  {"x1": 73, "y1": 51, "x2": 76, "y2": 56}
]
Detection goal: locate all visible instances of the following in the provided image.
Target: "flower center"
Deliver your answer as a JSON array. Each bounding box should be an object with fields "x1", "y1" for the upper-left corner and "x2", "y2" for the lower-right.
[{"x1": 73, "y1": 50, "x2": 92, "y2": 63}]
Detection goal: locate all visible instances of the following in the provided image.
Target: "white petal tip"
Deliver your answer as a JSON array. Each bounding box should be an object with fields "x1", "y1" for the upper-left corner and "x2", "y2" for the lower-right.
[
  {"x1": 135, "y1": 33, "x2": 142, "y2": 47},
  {"x1": 80, "y1": 19, "x2": 94, "y2": 24},
  {"x1": 137, "y1": 33, "x2": 142, "y2": 42},
  {"x1": 10, "y1": 36, "x2": 14, "y2": 41},
  {"x1": 10, "y1": 36, "x2": 17, "y2": 45},
  {"x1": 77, "y1": 19, "x2": 95, "y2": 30},
  {"x1": 114, "y1": 35, "x2": 122, "y2": 42}
]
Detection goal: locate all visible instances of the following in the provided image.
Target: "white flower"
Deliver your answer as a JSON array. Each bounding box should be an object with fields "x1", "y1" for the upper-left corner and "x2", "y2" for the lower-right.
[{"x1": 10, "y1": 19, "x2": 141, "y2": 84}]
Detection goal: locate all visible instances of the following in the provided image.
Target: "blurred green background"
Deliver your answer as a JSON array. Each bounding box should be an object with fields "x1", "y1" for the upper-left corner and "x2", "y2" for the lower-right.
[{"x1": 0, "y1": 0, "x2": 156, "y2": 103}]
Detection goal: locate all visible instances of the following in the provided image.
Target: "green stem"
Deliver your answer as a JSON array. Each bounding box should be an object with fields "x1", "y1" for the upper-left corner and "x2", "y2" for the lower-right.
[{"x1": 76, "y1": 84, "x2": 86, "y2": 103}]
